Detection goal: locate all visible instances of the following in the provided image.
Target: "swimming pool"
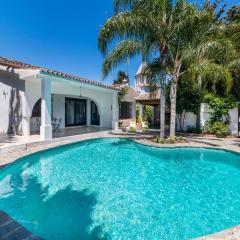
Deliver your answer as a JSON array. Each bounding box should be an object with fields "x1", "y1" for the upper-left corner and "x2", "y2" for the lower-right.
[{"x1": 1, "y1": 138, "x2": 240, "y2": 240}]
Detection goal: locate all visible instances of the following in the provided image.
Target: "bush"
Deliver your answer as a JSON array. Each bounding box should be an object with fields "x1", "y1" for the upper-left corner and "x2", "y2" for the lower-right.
[
  {"x1": 165, "y1": 137, "x2": 176, "y2": 144},
  {"x1": 130, "y1": 127, "x2": 136, "y2": 133},
  {"x1": 205, "y1": 121, "x2": 228, "y2": 138},
  {"x1": 142, "y1": 127, "x2": 149, "y2": 133},
  {"x1": 159, "y1": 138, "x2": 165, "y2": 144},
  {"x1": 177, "y1": 136, "x2": 184, "y2": 143},
  {"x1": 154, "y1": 135, "x2": 164, "y2": 144},
  {"x1": 154, "y1": 135, "x2": 159, "y2": 143}
]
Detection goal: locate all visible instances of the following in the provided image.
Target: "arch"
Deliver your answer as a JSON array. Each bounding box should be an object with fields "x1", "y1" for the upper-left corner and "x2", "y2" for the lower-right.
[
  {"x1": 31, "y1": 98, "x2": 41, "y2": 117},
  {"x1": 91, "y1": 101, "x2": 100, "y2": 125}
]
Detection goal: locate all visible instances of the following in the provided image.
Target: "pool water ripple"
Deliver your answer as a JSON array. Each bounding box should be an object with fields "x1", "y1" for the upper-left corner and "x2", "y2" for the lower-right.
[{"x1": 0, "y1": 138, "x2": 240, "y2": 239}]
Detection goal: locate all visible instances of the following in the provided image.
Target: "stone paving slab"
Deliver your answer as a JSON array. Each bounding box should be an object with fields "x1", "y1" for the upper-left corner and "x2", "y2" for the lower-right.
[
  {"x1": 0, "y1": 211, "x2": 43, "y2": 240},
  {"x1": 193, "y1": 225, "x2": 240, "y2": 240}
]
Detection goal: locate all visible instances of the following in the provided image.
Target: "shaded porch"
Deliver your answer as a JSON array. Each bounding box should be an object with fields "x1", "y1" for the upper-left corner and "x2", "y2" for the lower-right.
[{"x1": 135, "y1": 92, "x2": 170, "y2": 129}]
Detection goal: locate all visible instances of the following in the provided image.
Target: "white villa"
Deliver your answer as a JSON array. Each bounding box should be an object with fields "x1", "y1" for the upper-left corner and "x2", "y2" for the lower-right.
[
  {"x1": 0, "y1": 57, "x2": 119, "y2": 140},
  {"x1": 0, "y1": 56, "x2": 239, "y2": 142},
  {"x1": 118, "y1": 63, "x2": 240, "y2": 136}
]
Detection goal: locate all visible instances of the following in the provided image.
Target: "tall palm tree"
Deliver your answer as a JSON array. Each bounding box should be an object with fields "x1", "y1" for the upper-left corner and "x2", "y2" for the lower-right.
[
  {"x1": 98, "y1": 0, "x2": 238, "y2": 138},
  {"x1": 162, "y1": 1, "x2": 237, "y2": 136},
  {"x1": 98, "y1": 0, "x2": 173, "y2": 138}
]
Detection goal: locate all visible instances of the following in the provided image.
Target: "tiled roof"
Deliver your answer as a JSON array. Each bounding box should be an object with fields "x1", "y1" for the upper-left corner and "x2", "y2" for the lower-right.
[
  {"x1": 135, "y1": 92, "x2": 160, "y2": 101},
  {"x1": 0, "y1": 57, "x2": 116, "y2": 90}
]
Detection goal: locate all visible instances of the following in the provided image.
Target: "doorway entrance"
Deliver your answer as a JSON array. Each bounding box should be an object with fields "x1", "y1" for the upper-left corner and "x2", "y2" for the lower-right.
[{"x1": 65, "y1": 98, "x2": 86, "y2": 127}]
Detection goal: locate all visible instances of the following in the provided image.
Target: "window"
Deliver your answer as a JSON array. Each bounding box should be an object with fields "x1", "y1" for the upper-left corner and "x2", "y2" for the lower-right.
[{"x1": 119, "y1": 102, "x2": 132, "y2": 119}]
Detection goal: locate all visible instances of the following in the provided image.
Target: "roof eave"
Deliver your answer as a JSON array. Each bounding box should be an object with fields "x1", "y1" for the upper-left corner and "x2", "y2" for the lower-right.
[{"x1": 37, "y1": 71, "x2": 119, "y2": 92}]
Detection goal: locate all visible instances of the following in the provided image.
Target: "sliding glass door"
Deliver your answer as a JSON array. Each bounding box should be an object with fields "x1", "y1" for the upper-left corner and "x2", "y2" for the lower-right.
[{"x1": 65, "y1": 98, "x2": 86, "y2": 127}]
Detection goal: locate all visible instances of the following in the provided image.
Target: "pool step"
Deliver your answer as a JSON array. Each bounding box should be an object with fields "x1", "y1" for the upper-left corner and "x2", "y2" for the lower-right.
[{"x1": 0, "y1": 211, "x2": 43, "y2": 240}]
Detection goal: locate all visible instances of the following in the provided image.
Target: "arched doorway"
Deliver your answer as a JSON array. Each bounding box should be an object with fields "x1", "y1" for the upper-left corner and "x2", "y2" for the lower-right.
[
  {"x1": 30, "y1": 98, "x2": 41, "y2": 133},
  {"x1": 32, "y1": 98, "x2": 41, "y2": 117},
  {"x1": 91, "y1": 101, "x2": 100, "y2": 125}
]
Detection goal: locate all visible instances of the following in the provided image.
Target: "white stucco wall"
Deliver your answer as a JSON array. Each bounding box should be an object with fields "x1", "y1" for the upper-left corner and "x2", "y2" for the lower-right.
[
  {"x1": 176, "y1": 112, "x2": 197, "y2": 131},
  {"x1": 0, "y1": 70, "x2": 118, "y2": 136},
  {"x1": 180, "y1": 103, "x2": 239, "y2": 135},
  {"x1": 0, "y1": 70, "x2": 25, "y2": 134},
  {"x1": 229, "y1": 107, "x2": 238, "y2": 136}
]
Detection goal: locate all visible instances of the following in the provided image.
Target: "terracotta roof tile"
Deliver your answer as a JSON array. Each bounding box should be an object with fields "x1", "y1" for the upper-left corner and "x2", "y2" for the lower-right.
[
  {"x1": 135, "y1": 92, "x2": 160, "y2": 101},
  {"x1": 0, "y1": 57, "x2": 116, "y2": 90}
]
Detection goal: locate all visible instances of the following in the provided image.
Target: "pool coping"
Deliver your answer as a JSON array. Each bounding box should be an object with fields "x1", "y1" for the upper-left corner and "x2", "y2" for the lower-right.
[
  {"x1": 1, "y1": 132, "x2": 240, "y2": 239},
  {"x1": 0, "y1": 211, "x2": 43, "y2": 240}
]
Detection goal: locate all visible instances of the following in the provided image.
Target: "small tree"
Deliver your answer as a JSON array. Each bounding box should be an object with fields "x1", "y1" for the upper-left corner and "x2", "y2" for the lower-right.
[
  {"x1": 118, "y1": 87, "x2": 128, "y2": 103},
  {"x1": 204, "y1": 93, "x2": 236, "y2": 124},
  {"x1": 144, "y1": 105, "x2": 153, "y2": 122},
  {"x1": 176, "y1": 78, "x2": 202, "y2": 132},
  {"x1": 113, "y1": 71, "x2": 129, "y2": 85},
  {"x1": 166, "y1": 77, "x2": 202, "y2": 132}
]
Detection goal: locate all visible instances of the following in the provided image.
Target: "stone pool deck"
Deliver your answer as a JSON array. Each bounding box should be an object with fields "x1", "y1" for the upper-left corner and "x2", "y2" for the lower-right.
[
  {"x1": 0, "y1": 211, "x2": 43, "y2": 240},
  {"x1": 1, "y1": 131, "x2": 240, "y2": 239}
]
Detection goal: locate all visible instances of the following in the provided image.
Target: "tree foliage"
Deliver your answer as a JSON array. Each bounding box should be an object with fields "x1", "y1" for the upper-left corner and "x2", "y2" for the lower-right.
[
  {"x1": 113, "y1": 70, "x2": 129, "y2": 85},
  {"x1": 225, "y1": 5, "x2": 240, "y2": 23},
  {"x1": 204, "y1": 93, "x2": 236, "y2": 124},
  {"x1": 98, "y1": 0, "x2": 240, "y2": 136}
]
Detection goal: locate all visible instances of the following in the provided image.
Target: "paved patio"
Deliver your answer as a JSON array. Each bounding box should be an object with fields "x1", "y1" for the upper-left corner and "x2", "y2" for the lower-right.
[{"x1": 0, "y1": 126, "x2": 110, "y2": 154}]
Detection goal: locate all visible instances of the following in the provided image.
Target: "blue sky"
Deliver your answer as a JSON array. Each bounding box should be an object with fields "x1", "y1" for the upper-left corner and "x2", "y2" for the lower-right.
[{"x1": 0, "y1": 0, "x2": 238, "y2": 86}]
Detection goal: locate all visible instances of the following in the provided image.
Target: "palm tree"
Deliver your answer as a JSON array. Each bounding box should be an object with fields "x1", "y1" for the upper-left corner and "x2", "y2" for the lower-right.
[
  {"x1": 98, "y1": 0, "x2": 173, "y2": 138},
  {"x1": 160, "y1": 1, "x2": 238, "y2": 137},
  {"x1": 170, "y1": 2, "x2": 239, "y2": 130},
  {"x1": 98, "y1": 0, "x2": 238, "y2": 138}
]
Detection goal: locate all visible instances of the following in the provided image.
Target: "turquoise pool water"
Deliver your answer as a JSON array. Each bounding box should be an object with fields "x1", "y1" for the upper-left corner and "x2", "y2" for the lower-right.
[{"x1": 1, "y1": 138, "x2": 240, "y2": 239}]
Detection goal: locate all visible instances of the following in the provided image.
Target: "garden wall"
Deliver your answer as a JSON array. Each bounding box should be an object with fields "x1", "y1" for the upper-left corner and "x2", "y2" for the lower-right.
[{"x1": 177, "y1": 103, "x2": 239, "y2": 136}]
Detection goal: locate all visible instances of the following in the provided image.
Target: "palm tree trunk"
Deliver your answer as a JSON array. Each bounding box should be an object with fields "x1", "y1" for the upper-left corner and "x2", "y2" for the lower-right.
[
  {"x1": 160, "y1": 84, "x2": 165, "y2": 138},
  {"x1": 159, "y1": 46, "x2": 168, "y2": 139},
  {"x1": 196, "y1": 75, "x2": 202, "y2": 130},
  {"x1": 170, "y1": 78, "x2": 177, "y2": 137}
]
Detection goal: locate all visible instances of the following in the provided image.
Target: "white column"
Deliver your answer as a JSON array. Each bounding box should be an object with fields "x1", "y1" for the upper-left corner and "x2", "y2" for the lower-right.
[
  {"x1": 112, "y1": 91, "x2": 119, "y2": 130},
  {"x1": 21, "y1": 92, "x2": 31, "y2": 136},
  {"x1": 40, "y1": 78, "x2": 52, "y2": 140},
  {"x1": 86, "y1": 99, "x2": 91, "y2": 126}
]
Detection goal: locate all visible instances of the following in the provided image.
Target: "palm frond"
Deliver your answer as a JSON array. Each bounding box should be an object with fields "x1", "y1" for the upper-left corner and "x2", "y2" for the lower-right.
[
  {"x1": 228, "y1": 59, "x2": 240, "y2": 70},
  {"x1": 114, "y1": 0, "x2": 137, "y2": 13},
  {"x1": 189, "y1": 60, "x2": 233, "y2": 93},
  {"x1": 102, "y1": 40, "x2": 142, "y2": 78},
  {"x1": 184, "y1": 38, "x2": 236, "y2": 64},
  {"x1": 98, "y1": 12, "x2": 148, "y2": 55}
]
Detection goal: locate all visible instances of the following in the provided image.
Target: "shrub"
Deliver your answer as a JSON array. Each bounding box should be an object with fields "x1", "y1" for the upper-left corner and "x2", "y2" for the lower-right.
[
  {"x1": 159, "y1": 138, "x2": 165, "y2": 144},
  {"x1": 130, "y1": 127, "x2": 136, "y2": 133},
  {"x1": 205, "y1": 121, "x2": 228, "y2": 138},
  {"x1": 165, "y1": 137, "x2": 176, "y2": 144},
  {"x1": 177, "y1": 136, "x2": 184, "y2": 142},
  {"x1": 154, "y1": 135, "x2": 164, "y2": 144},
  {"x1": 204, "y1": 93, "x2": 236, "y2": 124},
  {"x1": 142, "y1": 127, "x2": 149, "y2": 133}
]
